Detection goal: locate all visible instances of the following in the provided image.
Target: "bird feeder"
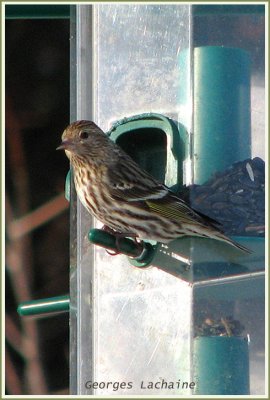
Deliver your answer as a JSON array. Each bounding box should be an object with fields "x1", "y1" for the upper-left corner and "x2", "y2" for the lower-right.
[
  {"x1": 70, "y1": 5, "x2": 265, "y2": 396},
  {"x1": 17, "y1": 3, "x2": 265, "y2": 396}
]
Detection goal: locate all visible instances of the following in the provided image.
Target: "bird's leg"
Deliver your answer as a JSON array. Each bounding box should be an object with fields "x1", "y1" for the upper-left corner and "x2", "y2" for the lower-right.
[
  {"x1": 101, "y1": 225, "x2": 140, "y2": 256},
  {"x1": 101, "y1": 225, "x2": 118, "y2": 235},
  {"x1": 101, "y1": 225, "x2": 121, "y2": 255}
]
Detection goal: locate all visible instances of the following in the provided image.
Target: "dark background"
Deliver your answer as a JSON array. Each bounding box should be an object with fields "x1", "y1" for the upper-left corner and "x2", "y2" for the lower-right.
[{"x1": 6, "y1": 17, "x2": 70, "y2": 394}]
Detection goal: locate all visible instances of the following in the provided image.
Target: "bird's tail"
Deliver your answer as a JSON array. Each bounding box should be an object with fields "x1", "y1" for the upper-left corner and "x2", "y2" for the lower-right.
[
  {"x1": 184, "y1": 223, "x2": 252, "y2": 254},
  {"x1": 208, "y1": 230, "x2": 252, "y2": 254}
]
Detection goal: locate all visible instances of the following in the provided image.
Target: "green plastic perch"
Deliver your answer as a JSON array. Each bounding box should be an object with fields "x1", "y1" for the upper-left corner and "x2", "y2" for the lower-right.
[
  {"x1": 88, "y1": 228, "x2": 157, "y2": 267},
  {"x1": 17, "y1": 295, "x2": 70, "y2": 317}
]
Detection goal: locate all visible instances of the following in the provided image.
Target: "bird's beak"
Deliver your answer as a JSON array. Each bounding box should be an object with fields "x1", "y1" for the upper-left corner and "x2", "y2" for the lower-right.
[{"x1": 56, "y1": 140, "x2": 74, "y2": 151}]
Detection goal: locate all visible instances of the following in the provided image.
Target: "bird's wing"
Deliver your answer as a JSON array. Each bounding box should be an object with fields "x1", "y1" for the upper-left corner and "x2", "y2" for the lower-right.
[
  {"x1": 108, "y1": 175, "x2": 169, "y2": 202},
  {"x1": 145, "y1": 194, "x2": 217, "y2": 226},
  {"x1": 107, "y1": 165, "x2": 218, "y2": 227},
  {"x1": 106, "y1": 159, "x2": 169, "y2": 201}
]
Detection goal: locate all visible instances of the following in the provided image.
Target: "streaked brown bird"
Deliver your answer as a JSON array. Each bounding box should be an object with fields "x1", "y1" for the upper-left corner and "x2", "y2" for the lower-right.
[{"x1": 57, "y1": 120, "x2": 250, "y2": 253}]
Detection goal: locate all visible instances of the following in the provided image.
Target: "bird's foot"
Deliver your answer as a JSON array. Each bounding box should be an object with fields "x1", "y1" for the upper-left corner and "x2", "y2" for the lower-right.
[{"x1": 101, "y1": 225, "x2": 140, "y2": 256}]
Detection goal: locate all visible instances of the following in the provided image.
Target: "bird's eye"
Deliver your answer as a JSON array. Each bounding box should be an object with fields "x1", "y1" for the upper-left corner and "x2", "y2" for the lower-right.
[{"x1": 79, "y1": 131, "x2": 89, "y2": 139}]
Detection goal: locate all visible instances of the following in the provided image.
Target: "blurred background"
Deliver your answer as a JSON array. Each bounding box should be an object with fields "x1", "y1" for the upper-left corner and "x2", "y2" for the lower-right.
[{"x1": 5, "y1": 15, "x2": 70, "y2": 394}]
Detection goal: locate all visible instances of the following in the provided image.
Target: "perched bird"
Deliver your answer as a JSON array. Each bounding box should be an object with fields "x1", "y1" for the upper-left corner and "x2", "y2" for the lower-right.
[{"x1": 57, "y1": 120, "x2": 250, "y2": 253}]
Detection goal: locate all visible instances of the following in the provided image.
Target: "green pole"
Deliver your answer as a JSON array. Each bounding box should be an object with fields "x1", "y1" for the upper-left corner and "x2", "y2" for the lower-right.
[
  {"x1": 179, "y1": 46, "x2": 251, "y2": 184},
  {"x1": 193, "y1": 336, "x2": 250, "y2": 394}
]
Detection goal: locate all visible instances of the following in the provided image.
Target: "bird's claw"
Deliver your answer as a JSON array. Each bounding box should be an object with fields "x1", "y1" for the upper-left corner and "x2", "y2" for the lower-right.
[
  {"x1": 105, "y1": 248, "x2": 120, "y2": 256},
  {"x1": 101, "y1": 225, "x2": 142, "y2": 256}
]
